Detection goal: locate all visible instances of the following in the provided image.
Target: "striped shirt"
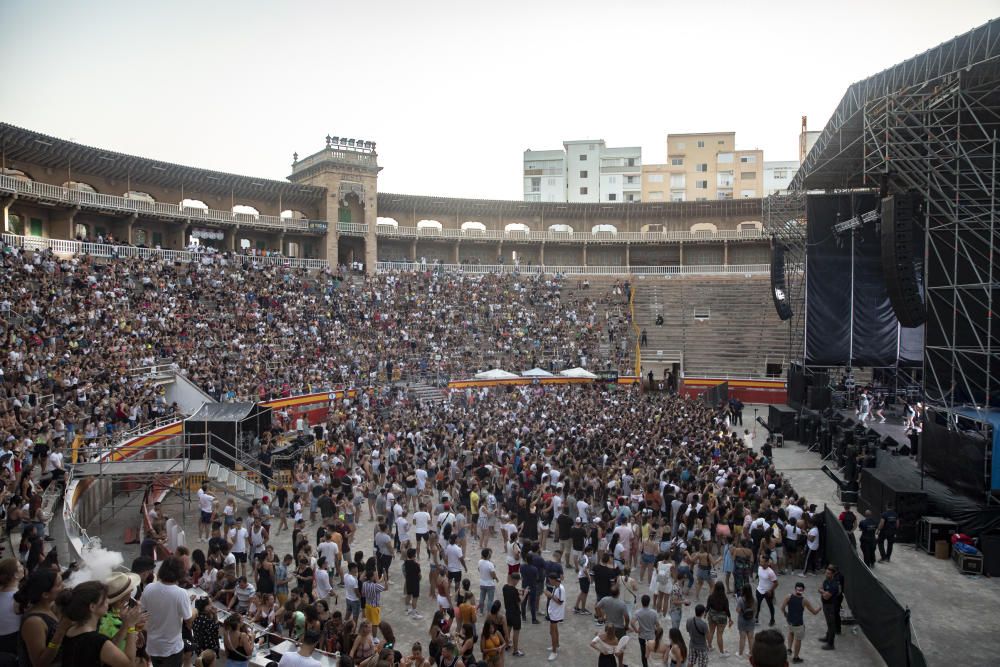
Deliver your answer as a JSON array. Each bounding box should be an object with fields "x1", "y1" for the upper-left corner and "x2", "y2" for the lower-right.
[{"x1": 362, "y1": 580, "x2": 385, "y2": 608}]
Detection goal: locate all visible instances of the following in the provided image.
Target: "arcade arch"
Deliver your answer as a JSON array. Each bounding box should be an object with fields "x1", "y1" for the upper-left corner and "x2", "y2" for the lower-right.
[
  {"x1": 591, "y1": 224, "x2": 618, "y2": 234},
  {"x1": 376, "y1": 217, "x2": 399, "y2": 227},
  {"x1": 416, "y1": 219, "x2": 442, "y2": 232},
  {"x1": 504, "y1": 222, "x2": 530, "y2": 234},
  {"x1": 125, "y1": 191, "x2": 155, "y2": 202},
  {"x1": 232, "y1": 204, "x2": 260, "y2": 218},
  {"x1": 63, "y1": 181, "x2": 98, "y2": 193},
  {"x1": 181, "y1": 198, "x2": 209, "y2": 210},
  {"x1": 461, "y1": 221, "x2": 486, "y2": 233},
  {"x1": 737, "y1": 220, "x2": 763, "y2": 232},
  {"x1": 548, "y1": 224, "x2": 573, "y2": 233},
  {"x1": 690, "y1": 222, "x2": 718, "y2": 234}
]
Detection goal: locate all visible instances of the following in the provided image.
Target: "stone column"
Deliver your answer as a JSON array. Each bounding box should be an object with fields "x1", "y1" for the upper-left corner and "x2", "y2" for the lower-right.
[
  {"x1": 723, "y1": 240, "x2": 729, "y2": 267},
  {"x1": 363, "y1": 194, "x2": 378, "y2": 275},
  {"x1": 582, "y1": 243, "x2": 587, "y2": 267},
  {"x1": 410, "y1": 239, "x2": 417, "y2": 261},
  {"x1": 451, "y1": 241, "x2": 459, "y2": 264},
  {"x1": 496, "y1": 241, "x2": 503, "y2": 262},
  {"x1": 325, "y1": 227, "x2": 339, "y2": 266},
  {"x1": 625, "y1": 243, "x2": 630, "y2": 269},
  {"x1": 125, "y1": 214, "x2": 137, "y2": 244},
  {"x1": 2, "y1": 195, "x2": 17, "y2": 233},
  {"x1": 538, "y1": 242, "x2": 544, "y2": 267},
  {"x1": 679, "y1": 243, "x2": 684, "y2": 268},
  {"x1": 278, "y1": 232, "x2": 286, "y2": 256},
  {"x1": 53, "y1": 206, "x2": 79, "y2": 240}
]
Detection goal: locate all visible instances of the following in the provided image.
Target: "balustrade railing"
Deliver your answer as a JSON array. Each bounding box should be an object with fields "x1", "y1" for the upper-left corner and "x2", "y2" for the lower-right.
[{"x1": 375, "y1": 262, "x2": 769, "y2": 276}]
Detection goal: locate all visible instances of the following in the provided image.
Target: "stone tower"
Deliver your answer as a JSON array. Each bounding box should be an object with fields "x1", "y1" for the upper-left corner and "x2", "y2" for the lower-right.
[{"x1": 288, "y1": 135, "x2": 381, "y2": 272}]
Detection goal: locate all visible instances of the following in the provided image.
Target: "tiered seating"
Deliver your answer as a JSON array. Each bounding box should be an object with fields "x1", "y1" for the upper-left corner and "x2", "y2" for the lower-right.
[{"x1": 634, "y1": 275, "x2": 787, "y2": 377}]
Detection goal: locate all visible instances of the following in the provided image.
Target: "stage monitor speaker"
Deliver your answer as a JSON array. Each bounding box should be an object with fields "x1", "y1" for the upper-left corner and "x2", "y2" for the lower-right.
[
  {"x1": 770, "y1": 244, "x2": 793, "y2": 320},
  {"x1": 807, "y1": 385, "x2": 832, "y2": 410},
  {"x1": 881, "y1": 193, "x2": 926, "y2": 327},
  {"x1": 979, "y1": 535, "x2": 1000, "y2": 577}
]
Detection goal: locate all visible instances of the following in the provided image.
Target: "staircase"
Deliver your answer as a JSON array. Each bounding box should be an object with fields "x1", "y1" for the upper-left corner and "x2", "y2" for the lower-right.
[
  {"x1": 407, "y1": 382, "x2": 447, "y2": 404},
  {"x1": 206, "y1": 462, "x2": 269, "y2": 502}
]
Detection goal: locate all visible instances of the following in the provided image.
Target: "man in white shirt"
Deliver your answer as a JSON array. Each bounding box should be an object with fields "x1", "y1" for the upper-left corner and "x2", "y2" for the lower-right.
[
  {"x1": 141, "y1": 556, "x2": 193, "y2": 667},
  {"x1": 756, "y1": 555, "x2": 779, "y2": 627},
  {"x1": 802, "y1": 518, "x2": 821, "y2": 576},
  {"x1": 576, "y1": 497, "x2": 591, "y2": 524},
  {"x1": 278, "y1": 629, "x2": 323, "y2": 667},
  {"x1": 544, "y1": 573, "x2": 566, "y2": 661},
  {"x1": 412, "y1": 504, "x2": 432, "y2": 561},
  {"x1": 444, "y1": 534, "x2": 466, "y2": 594},
  {"x1": 197, "y1": 483, "x2": 215, "y2": 540},
  {"x1": 317, "y1": 534, "x2": 341, "y2": 580},
  {"x1": 477, "y1": 548, "x2": 498, "y2": 613},
  {"x1": 343, "y1": 562, "x2": 362, "y2": 622},
  {"x1": 228, "y1": 517, "x2": 249, "y2": 577},
  {"x1": 315, "y1": 558, "x2": 335, "y2": 604},
  {"x1": 395, "y1": 509, "x2": 412, "y2": 555}
]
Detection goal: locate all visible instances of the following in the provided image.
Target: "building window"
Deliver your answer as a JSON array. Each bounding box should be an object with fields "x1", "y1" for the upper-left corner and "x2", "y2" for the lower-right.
[
  {"x1": 626, "y1": 158, "x2": 636, "y2": 167},
  {"x1": 741, "y1": 190, "x2": 756, "y2": 198},
  {"x1": 30, "y1": 218, "x2": 43, "y2": 237},
  {"x1": 670, "y1": 174, "x2": 686, "y2": 188},
  {"x1": 608, "y1": 176, "x2": 616, "y2": 183},
  {"x1": 530, "y1": 177, "x2": 541, "y2": 187},
  {"x1": 670, "y1": 158, "x2": 683, "y2": 166},
  {"x1": 134, "y1": 229, "x2": 147, "y2": 245},
  {"x1": 696, "y1": 197, "x2": 707, "y2": 201},
  {"x1": 548, "y1": 178, "x2": 556, "y2": 185},
  {"x1": 718, "y1": 153, "x2": 733, "y2": 163},
  {"x1": 741, "y1": 171, "x2": 757, "y2": 179},
  {"x1": 152, "y1": 232, "x2": 163, "y2": 247},
  {"x1": 579, "y1": 154, "x2": 587, "y2": 161},
  {"x1": 6, "y1": 214, "x2": 23, "y2": 235},
  {"x1": 718, "y1": 139, "x2": 725, "y2": 145},
  {"x1": 338, "y1": 206, "x2": 352, "y2": 223},
  {"x1": 608, "y1": 194, "x2": 617, "y2": 201},
  {"x1": 647, "y1": 174, "x2": 664, "y2": 183},
  {"x1": 696, "y1": 180, "x2": 708, "y2": 189},
  {"x1": 626, "y1": 193, "x2": 636, "y2": 202},
  {"x1": 740, "y1": 155, "x2": 756, "y2": 163},
  {"x1": 74, "y1": 223, "x2": 88, "y2": 239},
  {"x1": 697, "y1": 140, "x2": 705, "y2": 148},
  {"x1": 625, "y1": 175, "x2": 636, "y2": 184},
  {"x1": 671, "y1": 193, "x2": 685, "y2": 202},
  {"x1": 648, "y1": 191, "x2": 663, "y2": 200},
  {"x1": 773, "y1": 170, "x2": 787, "y2": 179},
  {"x1": 695, "y1": 163, "x2": 708, "y2": 172},
  {"x1": 580, "y1": 187, "x2": 588, "y2": 195},
  {"x1": 580, "y1": 170, "x2": 588, "y2": 178},
  {"x1": 677, "y1": 142, "x2": 686, "y2": 149}
]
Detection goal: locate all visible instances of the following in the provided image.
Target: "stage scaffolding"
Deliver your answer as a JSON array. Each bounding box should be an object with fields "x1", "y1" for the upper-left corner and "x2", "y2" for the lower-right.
[
  {"x1": 861, "y1": 45, "x2": 999, "y2": 410},
  {"x1": 791, "y1": 18, "x2": 1000, "y2": 411},
  {"x1": 763, "y1": 192, "x2": 808, "y2": 371}
]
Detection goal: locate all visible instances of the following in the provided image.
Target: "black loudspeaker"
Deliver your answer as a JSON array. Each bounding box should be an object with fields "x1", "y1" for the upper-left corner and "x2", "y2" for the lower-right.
[
  {"x1": 770, "y1": 244, "x2": 793, "y2": 321},
  {"x1": 881, "y1": 193, "x2": 926, "y2": 327},
  {"x1": 807, "y1": 385, "x2": 832, "y2": 410},
  {"x1": 979, "y1": 535, "x2": 1000, "y2": 577}
]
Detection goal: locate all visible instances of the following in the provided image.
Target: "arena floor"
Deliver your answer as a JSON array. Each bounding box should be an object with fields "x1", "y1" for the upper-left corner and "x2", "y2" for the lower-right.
[{"x1": 54, "y1": 404, "x2": 934, "y2": 667}]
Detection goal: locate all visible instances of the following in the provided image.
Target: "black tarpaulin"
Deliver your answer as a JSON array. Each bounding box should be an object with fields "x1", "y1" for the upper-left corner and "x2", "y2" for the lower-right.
[{"x1": 805, "y1": 193, "x2": 923, "y2": 367}]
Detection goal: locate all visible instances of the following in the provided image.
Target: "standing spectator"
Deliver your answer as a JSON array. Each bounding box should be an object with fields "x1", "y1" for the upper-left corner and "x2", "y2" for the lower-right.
[
  {"x1": 755, "y1": 555, "x2": 778, "y2": 627},
  {"x1": 502, "y1": 572, "x2": 525, "y2": 657},
  {"x1": 685, "y1": 603, "x2": 709, "y2": 667},
  {"x1": 749, "y1": 628, "x2": 790, "y2": 667},
  {"x1": 590, "y1": 623, "x2": 628, "y2": 667},
  {"x1": 141, "y1": 556, "x2": 193, "y2": 667},
  {"x1": 630, "y1": 594, "x2": 659, "y2": 667},
  {"x1": 858, "y1": 510, "x2": 879, "y2": 567},
  {"x1": 735, "y1": 584, "x2": 756, "y2": 658},
  {"x1": 705, "y1": 581, "x2": 732, "y2": 655},
  {"x1": 800, "y1": 517, "x2": 820, "y2": 576},
  {"x1": 818, "y1": 564, "x2": 841, "y2": 651},
  {"x1": 543, "y1": 573, "x2": 565, "y2": 662},
  {"x1": 780, "y1": 581, "x2": 820, "y2": 664},
  {"x1": 278, "y1": 629, "x2": 323, "y2": 667},
  {"x1": 57, "y1": 580, "x2": 144, "y2": 667},
  {"x1": 477, "y1": 548, "x2": 498, "y2": 613}
]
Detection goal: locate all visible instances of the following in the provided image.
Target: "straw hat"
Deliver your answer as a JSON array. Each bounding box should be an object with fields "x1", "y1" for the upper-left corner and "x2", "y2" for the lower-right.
[{"x1": 105, "y1": 571, "x2": 141, "y2": 604}]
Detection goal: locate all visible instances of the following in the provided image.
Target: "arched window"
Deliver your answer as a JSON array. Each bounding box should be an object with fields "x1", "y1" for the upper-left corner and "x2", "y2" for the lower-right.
[
  {"x1": 376, "y1": 217, "x2": 399, "y2": 227},
  {"x1": 281, "y1": 209, "x2": 306, "y2": 220},
  {"x1": 240, "y1": 239, "x2": 252, "y2": 250},
  {"x1": 690, "y1": 222, "x2": 718, "y2": 234},
  {"x1": 591, "y1": 224, "x2": 618, "y2": 234},
  {"x1": 74, "y1": 223, "x2": 89, "y2": 239},
  {"x1": 286, "y1": 241, "x2": 299, "y2": 258},
  {"x1": 181, "y1": 198, "x2": 209, "y2": 210},
  {"x1": 641, "y1": 223, "x2": 664, "y2": 233},
  {"x1": 504, "y1": 222, "x2": 530, "y2": 234},
  {"x1": 548, "y1": 224, "x2": 573, "y2": 234},
  {"x1": 461, "y1": 221, "x2": 486, "y2": 233},
  {"x1": 134, "y1": 229, "x2": 148, "y2": 246},
  {"x1": 416, "y1": 220, "x2": 442, "y2": 232},
  {"x1": 124, "y1": 191, "x2": 155, "y2": 203},
  {"x1": 232, "y1": 205, "x2": 260, "y2": 218},
  {"x1": 63, "y1": 181, "x2": 98, "y2": 193},
  {"x1": 1, "y1": 168, "x2": 32, "y2": 182},
  {"x1": 737, "y1": 221, "x2": 763, "y2": 232}
]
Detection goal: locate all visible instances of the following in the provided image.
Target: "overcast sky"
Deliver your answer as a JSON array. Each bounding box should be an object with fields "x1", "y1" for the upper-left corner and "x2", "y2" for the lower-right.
[{"x1": 2, "y1": 0, "x2": 996, "y2": 200}]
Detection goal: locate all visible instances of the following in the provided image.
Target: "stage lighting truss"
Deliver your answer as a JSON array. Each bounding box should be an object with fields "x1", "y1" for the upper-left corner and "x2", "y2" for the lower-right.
[{"x1": 832, "y1": 209, "x2": 879, "y2": 234}]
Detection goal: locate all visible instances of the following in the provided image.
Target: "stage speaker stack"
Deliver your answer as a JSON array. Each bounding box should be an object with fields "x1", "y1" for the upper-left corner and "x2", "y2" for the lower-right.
[
  {"x1": 770, "y1": 244, "x2": 793, "y2": 321},
  {"x1": 979, "y1": 535, "x2": 1000, "y2": 577},
  {"x1": 880, "y1": 193, "x2": 927, "y2": 327},
  {"x1": 806, "y1": 385, "x2": 832, "y2": 410}
]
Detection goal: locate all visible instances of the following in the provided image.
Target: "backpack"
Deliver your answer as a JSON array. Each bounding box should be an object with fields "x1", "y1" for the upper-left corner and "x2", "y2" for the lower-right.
[
  {"x1": 442, "y1": 513, "x2": 455, "y2": 540},
  {"x1": 740, "y1": 598, "x2": 755, "y2": 621}
]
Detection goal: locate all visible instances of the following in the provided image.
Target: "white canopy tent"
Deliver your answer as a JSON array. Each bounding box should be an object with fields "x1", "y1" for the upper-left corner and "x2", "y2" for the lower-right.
[
  {"x1": 559, "y1": 367, "x2": 598, "y2": 379},
  {"x1": 521, "y1": 368, "x2": 554, "y2": 377},
  {"x1": 474, "y1": 369, "x2": 520, "y2": 380}
]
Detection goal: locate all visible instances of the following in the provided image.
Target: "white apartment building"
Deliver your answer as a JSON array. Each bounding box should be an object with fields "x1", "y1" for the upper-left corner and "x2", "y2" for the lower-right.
[
  {"x1": 764, "y1": 160, "x2": 799, "y2": 194},
  {"x1": 524, "y1": 140, "x2": 641, "y2": 203}
]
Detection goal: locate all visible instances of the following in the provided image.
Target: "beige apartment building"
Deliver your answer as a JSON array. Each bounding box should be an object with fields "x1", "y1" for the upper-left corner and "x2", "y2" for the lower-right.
[{"x1": 641, "y1": 132, "x2": 763, "y2": 202}]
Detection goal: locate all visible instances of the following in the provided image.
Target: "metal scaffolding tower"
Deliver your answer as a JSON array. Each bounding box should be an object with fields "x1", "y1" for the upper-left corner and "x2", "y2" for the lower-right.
[{"x1": 861, "y1": 41, "x2": 999, "y2": 409}]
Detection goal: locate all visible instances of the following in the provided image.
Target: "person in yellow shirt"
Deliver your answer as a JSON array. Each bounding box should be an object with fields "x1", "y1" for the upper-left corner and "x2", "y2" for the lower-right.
[{"x1": 469, "y1": 487, "x2": 481, "y2": 542}]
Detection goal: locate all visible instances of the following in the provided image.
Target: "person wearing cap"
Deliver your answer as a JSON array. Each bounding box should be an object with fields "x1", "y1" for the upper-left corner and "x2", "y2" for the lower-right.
[
  {"x1": 98, "y1": 571, "x2": 141, "y2": 650},
  {"x1": 543, "y1": 571, "x2": 565, "y2": 661},
  {"x1": 277, "y1": 628, "x2": 323, "y2": 667},
  {"x1": 780, "y1": 581, "x2": 820, "y2": 663}
]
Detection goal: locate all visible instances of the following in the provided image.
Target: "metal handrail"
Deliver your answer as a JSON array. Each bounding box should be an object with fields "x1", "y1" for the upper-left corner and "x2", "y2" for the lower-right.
[
  {"x1": 375, "y1": 262, "x2": 770, "y2": 276},
  {"x1": 374, "y1": 225, "x2": 766, "y2": 243}
]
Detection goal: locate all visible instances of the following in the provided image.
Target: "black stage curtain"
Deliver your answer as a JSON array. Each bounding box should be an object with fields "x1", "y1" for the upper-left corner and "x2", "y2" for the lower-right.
[{"x1": 806, "y1": 194, "x2": 923, "y2": 367}]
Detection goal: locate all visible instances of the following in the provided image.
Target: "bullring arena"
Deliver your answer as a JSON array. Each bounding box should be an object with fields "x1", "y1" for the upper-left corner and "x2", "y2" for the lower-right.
[{"x1": 2, "y1": 14, "x2": 1000, "y2": 667}]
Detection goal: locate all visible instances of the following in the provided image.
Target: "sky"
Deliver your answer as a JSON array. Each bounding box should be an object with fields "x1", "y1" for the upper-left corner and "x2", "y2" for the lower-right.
[{"x1": 1, "y1": 0, "x2": 997, "y2": 200}]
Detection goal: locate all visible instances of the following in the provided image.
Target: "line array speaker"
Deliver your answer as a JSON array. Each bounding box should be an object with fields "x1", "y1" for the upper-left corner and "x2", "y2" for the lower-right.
[
  {"x1": 880, "y1": 193, "x2": 926, "y2": 327},
  {"x1": 770, "y1": 244, "x2": 793, "y2": 321}
]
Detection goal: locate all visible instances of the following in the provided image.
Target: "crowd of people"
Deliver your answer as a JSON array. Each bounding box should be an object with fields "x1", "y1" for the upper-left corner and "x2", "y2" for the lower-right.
[
  {"x1": 0, "y1": 241, "x2": 632, "y2": 459},
  {"x1": 0, "y1": 244, "x2": 851, "y2": 667},
  {"x1": 5, "y1": 382, "x2": 847, "y2": 667}
]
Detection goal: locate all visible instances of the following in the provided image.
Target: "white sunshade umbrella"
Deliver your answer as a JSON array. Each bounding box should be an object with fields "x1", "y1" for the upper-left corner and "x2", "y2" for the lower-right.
[
  {"x1": 559, "y1": 367, "x2": 598, "y2": 379},
  {"x1": 474, "y1": 368, "x2": 521, "y2": 380},
  {"x1": 521, "y1": 368, "x2": 554, "y2": 377}
]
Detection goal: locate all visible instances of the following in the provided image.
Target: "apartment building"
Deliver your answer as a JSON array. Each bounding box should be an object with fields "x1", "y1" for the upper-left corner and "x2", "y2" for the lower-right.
[
  {"x1": 764, "y1": 160, "x2": 799, "y2": 194},
  {"x1": 524, "y1": 140, "x2": 641, "y2": 203},
  {"x1": 641, "y1": 132, "x2": 763, "y2": 202}
]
